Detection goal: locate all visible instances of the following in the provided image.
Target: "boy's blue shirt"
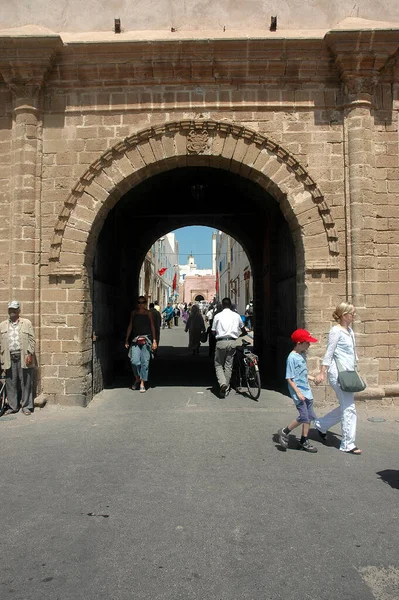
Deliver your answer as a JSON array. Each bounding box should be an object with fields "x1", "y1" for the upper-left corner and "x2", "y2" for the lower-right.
[{"x1": 286, "y1": 350, "x2": 313, "y2": 405}]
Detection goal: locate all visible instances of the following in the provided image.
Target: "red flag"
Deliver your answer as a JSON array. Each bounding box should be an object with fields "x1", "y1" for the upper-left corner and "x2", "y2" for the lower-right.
[
  {"x1": 215, "y1": 270, "x2": 219, "y2": 293},
  {"x1": 172, "y1": 272, "x2": 177, "y2": 291},
  {"x1": 158, "y1": 267, "x2": 167, "y2": 276}
]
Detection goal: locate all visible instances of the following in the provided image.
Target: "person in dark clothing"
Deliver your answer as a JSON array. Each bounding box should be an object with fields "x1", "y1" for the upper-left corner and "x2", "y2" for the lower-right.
[
  {"x1": 185, "y1": 304, "x2": 206, "y2": 355},
  {"x1": 125, "y1": 296, "x2": 157, "y2": 392},
  {"x1": 149, "y1": 302, "x2": 161, "y2": 349},
  {"x1": 173, "y1": 305, "x2": 180, "y2": 326},
  {"x1": 207, "y1": 302, "x2": 222, "y2": 357}
]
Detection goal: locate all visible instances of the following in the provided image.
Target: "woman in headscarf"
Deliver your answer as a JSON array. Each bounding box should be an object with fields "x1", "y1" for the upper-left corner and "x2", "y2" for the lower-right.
[{"x1": 185, "y1": 304, "x2": 206, "y2": 355}]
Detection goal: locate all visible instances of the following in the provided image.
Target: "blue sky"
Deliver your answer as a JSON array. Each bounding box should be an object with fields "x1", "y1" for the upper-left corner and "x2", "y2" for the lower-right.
[{"x1": 173, "y1": 226, "x2": 215, "y2": 269}]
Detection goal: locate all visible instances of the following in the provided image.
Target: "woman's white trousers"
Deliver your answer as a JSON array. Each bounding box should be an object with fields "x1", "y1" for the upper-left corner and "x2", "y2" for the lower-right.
[{"x1": 314, "y1": 380, "x2": 357, "y2": 452}]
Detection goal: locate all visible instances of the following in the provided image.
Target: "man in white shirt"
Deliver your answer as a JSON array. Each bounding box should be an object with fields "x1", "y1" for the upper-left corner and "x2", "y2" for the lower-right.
[{"x1": 211, "y1": 297, "x2": 246, "y2": 398}]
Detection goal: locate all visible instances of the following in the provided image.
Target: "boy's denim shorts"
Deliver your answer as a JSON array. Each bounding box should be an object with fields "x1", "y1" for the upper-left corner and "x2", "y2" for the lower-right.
[{"x1": 295, "y1": 398, "x2": 316, "y2": 423}]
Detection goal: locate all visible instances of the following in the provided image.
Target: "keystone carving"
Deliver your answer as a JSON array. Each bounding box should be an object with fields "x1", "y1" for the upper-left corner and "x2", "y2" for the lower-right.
[{"x1": 186, "y1": 129, "x2": 210, "y2": 154}]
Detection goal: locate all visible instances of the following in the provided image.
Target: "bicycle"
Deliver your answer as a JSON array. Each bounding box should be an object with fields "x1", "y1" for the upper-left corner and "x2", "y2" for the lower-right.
[{"x1": 231, "y1": 339, "x2": 261, "y2": 401}]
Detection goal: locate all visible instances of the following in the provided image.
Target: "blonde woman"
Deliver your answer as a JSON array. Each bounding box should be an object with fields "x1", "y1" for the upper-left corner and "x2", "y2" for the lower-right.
[{"x1": 314, "y1": 302, "x2": 362, "y2": 454}]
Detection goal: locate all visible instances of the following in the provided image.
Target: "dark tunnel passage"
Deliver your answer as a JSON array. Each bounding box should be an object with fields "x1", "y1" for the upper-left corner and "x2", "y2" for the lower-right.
[{"x1": 92, "y1": 166, "x2": 297, "y2": 392}]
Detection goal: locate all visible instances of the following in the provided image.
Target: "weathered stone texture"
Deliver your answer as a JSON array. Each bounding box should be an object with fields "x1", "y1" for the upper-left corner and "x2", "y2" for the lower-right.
[{"x1": 0, "y1": 23, "x2": 398, "y2": 405}]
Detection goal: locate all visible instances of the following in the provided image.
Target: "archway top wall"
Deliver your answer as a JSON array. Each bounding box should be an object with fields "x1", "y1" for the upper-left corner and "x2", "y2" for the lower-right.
[{"x1": 48, "y1": 119, "x2": 340, "y2": 275}]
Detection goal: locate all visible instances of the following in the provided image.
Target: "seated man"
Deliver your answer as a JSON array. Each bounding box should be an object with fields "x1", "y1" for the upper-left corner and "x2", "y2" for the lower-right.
[{"x1": 211, "y1": 297, "x2": 246, "y2": 398}]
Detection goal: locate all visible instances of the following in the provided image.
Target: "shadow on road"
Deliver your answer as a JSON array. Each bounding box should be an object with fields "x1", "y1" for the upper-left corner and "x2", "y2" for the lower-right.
[
  {"x1": 109, "y1": 339, "x2": 279, "y2": 394},
  {"x1": 376, "y1": 470, "x2": 399, "y2": 489}
]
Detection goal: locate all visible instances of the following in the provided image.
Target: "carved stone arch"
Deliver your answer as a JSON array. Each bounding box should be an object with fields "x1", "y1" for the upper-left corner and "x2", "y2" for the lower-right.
[{"x1": 49, "y1": 120, "x2": 339, "y2": 274}]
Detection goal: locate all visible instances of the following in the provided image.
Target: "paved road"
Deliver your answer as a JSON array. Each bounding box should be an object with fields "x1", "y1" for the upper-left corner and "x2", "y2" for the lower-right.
[{"x1": 1, "y1": 326, "x2": 398, "y2": 600}]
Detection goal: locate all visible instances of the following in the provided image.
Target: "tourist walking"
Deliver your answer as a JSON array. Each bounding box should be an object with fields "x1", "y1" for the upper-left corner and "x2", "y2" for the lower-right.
[
  {"x1": 277, "y1": 329, "x2": 319, "y2": 453},
  {"x1": 185, "y1": 304, "x2": 206, "y2": 355},
  {"x1": 212, "y1": 297, "x2": 246, "y2": 398},
  {"x1": 0, "y1": 300, "x2": 36, "y2": 415},
  {"x1": 125, "y1": 296, "x2": 157, "y2": 392},
  {"x1": 314, "y1": 302, "x2": 363, "y2": 454}
]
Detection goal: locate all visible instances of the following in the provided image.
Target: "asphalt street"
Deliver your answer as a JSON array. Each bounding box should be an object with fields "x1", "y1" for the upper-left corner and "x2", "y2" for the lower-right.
[{"x1": 1, "y1": 325, "x2": 398, "y2": 600}]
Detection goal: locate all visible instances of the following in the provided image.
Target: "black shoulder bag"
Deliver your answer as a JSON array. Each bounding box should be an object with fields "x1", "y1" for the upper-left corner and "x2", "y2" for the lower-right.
[{"x1": 334, "y1": 331, "x2": 366, "y2": 393}]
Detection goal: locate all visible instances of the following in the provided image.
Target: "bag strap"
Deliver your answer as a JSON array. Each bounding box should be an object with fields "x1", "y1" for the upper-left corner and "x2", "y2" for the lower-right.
[
  {"x1": 334, "y1": 328, "x2": 359, "y2": 374},
  {"x1": 349, "y1": 329, "x2": 358, "y2": 368}
]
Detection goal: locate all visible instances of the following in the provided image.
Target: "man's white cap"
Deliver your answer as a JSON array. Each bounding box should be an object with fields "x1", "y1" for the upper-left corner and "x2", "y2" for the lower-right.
[{"x1": 8, "y1": 300, "x2": 20, "y2": 309}]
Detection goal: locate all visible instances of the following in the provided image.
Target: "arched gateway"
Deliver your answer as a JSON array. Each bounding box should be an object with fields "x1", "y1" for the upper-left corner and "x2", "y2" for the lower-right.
[{"x1": 42, "y1": 120, "x2": 339, "y2": 406}]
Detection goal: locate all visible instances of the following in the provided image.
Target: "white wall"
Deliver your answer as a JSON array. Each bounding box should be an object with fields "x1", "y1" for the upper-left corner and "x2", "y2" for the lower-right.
[
  {"x1": 1, "y1": 1, "x2": 399, "y2": 33},
  {"x1": 215, "y1": 231, "x2": 252, "y2": 316}
]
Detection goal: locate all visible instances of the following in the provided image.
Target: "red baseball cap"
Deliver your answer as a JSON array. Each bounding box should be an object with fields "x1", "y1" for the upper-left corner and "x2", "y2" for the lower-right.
[{"x1": 291, "y1": 329, "x2": 318, "y2": 344}]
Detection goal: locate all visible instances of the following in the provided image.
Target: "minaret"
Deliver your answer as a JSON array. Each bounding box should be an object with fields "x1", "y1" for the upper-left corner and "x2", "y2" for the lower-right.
[
  {"x1": 188, "y1": 254, "x2": 196, "y2": 271},
  {"x1": 212, "y1": 233, "x2": 217, "y2": 275}
]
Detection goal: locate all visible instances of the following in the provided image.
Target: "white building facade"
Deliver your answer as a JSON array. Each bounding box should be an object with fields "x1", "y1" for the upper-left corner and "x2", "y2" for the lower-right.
[
  {"x1": 215, "y1": 232, "x2": 253, "y2": 317},
  {"x1": 139, "y1": 233, "x2": 179, "y2": 308}
]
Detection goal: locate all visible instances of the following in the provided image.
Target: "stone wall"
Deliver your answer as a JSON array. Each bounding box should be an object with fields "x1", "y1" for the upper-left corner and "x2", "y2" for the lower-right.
[{"x1": 0, "y1": 19, "x2": 398, "y2": 406}]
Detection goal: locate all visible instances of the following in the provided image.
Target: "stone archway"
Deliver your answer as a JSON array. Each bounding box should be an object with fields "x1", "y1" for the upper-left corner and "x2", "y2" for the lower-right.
[
  {"x1": 43, "y1": 120, "x2": 340, "y2": 406},
  {"x1": 49, "y1": 120, "x2": 339, "y2": 273}
]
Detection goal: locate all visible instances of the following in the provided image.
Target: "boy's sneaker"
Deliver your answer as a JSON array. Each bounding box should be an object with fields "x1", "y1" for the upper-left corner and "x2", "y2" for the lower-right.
[
  {"x1": 277, "y1": 428, "x2": 289, "y2": 449},
  {"x1": 298, "y1": 439, "x2": 318, "y2": 453}
]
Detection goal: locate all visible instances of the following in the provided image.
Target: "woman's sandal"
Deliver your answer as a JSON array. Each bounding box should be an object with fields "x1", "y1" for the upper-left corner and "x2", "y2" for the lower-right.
[
  {"x1": 347, "y1": 447, "x2": 362, "y2": 454},
  {"x1": 139, "y1": 385, "x2": 146, "y2": 393}
]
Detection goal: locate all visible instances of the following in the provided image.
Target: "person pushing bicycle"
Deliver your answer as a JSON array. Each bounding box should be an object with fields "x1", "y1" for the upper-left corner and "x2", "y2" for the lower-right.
[{"x1": 211, "y1": 297, "x2": 247, "y2": 398}]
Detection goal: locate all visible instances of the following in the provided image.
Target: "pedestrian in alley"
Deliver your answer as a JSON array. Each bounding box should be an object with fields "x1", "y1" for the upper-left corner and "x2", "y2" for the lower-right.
[
  {"x1": 207, "y1": 302, "x2": 222, "y2": 357},
  {"x1": 314, "y1": 302, "x2": 363, "y2": 454},
  {"x1": 245, "y1": 300, "x2": 254, "y2": 330},
  {"x1": 185, "y1": 303, "x2": 206, "y2": 355},
  {"x1": 173, "y1": 305, "x2": 180, "y2": 326},
  {"x1": 0, "y1": 300, "x2": 36, "y2": 415},
  {"x1": 149, "y1": 302, "x2": 161, "y2": 351},
  {"x1": 277, "y1": 329, "x2": 319, "y2": 453},
  {"x1": 212, "y1": 297, "x2": 246, "y2": 398},
  {"x1": 125, "y1": 296, "x2": 157, "y2": 392},
  {"x1": 162, "y1": 302, "x2": 174, "y2": 329}
]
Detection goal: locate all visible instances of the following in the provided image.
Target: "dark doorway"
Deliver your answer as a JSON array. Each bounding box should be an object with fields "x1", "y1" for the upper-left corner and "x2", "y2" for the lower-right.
[
  {"x1": 92, "y1": 166, "x2": 297, "y2": 392},
  {"x1": 194, "y1": 295, "x2": 205, "y2": 302}
]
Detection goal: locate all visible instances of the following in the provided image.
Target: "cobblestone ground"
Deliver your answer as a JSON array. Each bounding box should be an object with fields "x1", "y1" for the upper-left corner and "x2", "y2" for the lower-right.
[{"x1": 1, "y1": 327, "x2": 398, "y2": 600}]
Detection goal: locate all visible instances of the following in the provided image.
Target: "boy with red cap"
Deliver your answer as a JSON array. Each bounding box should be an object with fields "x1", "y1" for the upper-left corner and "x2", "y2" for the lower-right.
[{"x1": 278, "y1": 329, "x2": 319, "y2": 453}]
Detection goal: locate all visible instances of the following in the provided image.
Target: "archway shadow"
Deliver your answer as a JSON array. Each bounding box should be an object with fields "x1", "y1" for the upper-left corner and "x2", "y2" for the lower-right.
[
  {"x1": 108, "y1": 341, "x2": 274, "y2": 393},
  {"x1": 376, "y1": 470, "x2": 399, "y2": 490}
]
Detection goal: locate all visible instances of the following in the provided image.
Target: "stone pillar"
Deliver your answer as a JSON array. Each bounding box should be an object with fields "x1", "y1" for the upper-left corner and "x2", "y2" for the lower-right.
[
  {"x1": 343, "y1": 79, "x2": 376, "y2": 307},
  {"x1": 8, "y1": 86, "x2": 42, "y2": 322},
  {"x1": 0, "y1": 30, "x2": 62, "y2": 401},
  {"x1": 0, "y1": 30, "x2": 62, "y2": 324},
  {"x1": 326, "y1": 28, "x2": 399, "y2": 309},
  {"x1": 326, "y1": 28, "x2": 399, "y2": 393}
]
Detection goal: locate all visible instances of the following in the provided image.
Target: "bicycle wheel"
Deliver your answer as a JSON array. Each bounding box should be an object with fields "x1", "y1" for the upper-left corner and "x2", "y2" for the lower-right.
[
  {"x1": 0, "y1": 382, "x2": 7, "y2": 416},
  {"x1": 246, "y1": 362, "x2": 261, "y2": 400}
]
